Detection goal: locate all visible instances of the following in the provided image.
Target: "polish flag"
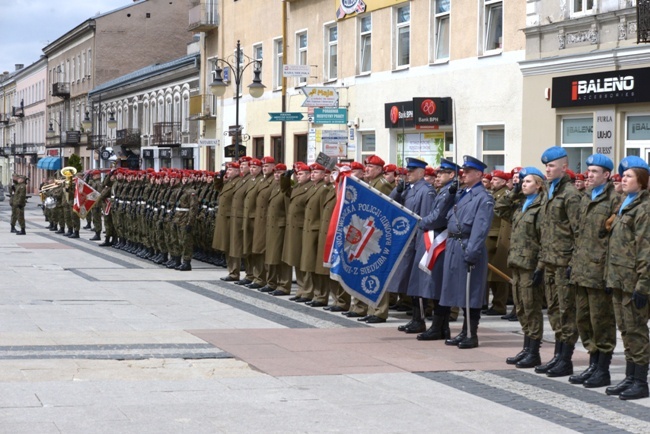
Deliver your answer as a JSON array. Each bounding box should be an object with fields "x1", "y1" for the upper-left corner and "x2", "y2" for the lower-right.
[{"x1": 418, "y1": 229, "x2": 447, "y2": 274}]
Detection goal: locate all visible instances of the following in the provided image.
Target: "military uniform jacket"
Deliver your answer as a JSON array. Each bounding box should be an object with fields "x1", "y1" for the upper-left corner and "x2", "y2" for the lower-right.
[
  {"x1": 540, "y1": 174, "x2": 582, "y2": 267},
  {"x1": 172, "y1": 185, "x2": 198, "y2": 227},
  {"x1": 242, "y1": 175, "x2": 261, "y2": 256},
  {"x1": 605, "y1": 190, "x2": 650, "y2": 295},
  {"x1": 212, "y1": 176, "x2": 240, "y2": 252},
  {"x1": 282, "y1": 180, "x2": 312, "y2": 267},
  {"x1": 368, "y1": 175, "x2": 394, "y2": 196},
  {"x1": 300, "y1": 179, "x2": 330, "y2": 273},
  {"x1": 440, "y1": 183, "x2": 495, "y2": 309},
  {"x1": 487, "y1": 186, "x2": 512, "y2": 282},
  {"x1": 387, "y1": 178, "x2": 436, "y2": 295},
  {"x1": 13, "y1": 183, "x2": 26, "y2": 207},
  {"x1": 229, "y1": 173, "x2": 252, "y2": 258},
  {"x1": 494, "y1": 190, "x2": 542, "y2": 271},
  {"x1": 252, "y1": 175, "x2": 275, "y2": 255},
  {"x1": 571, "y1": 182, "x2": 620, "y2": 289},
  {"x1": 419, "y1": 181, "x2": 456, "y2": 299},
  {"x1": 265, "y1": 176, "x2": 292, "y2": 265}
]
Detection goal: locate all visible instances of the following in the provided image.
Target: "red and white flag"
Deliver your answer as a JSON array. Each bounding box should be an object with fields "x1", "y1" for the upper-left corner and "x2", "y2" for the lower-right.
[
  {"x1": 72, "y1": 178, "x2": 100, "y2": 219},
  {"x1": 418, "y1": 229, "x2": 447, "y2": 274}
]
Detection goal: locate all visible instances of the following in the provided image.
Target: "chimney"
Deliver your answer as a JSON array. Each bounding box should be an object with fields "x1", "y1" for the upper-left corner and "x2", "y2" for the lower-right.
[{"x1": 15, "y1": 64, "x2": 24, "y2": 71}]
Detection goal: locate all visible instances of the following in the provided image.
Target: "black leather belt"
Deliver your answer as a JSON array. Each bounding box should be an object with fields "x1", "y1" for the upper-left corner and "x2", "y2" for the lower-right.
[{"x1": 448, "y1": 232, "x2": 466, "y2": 240}]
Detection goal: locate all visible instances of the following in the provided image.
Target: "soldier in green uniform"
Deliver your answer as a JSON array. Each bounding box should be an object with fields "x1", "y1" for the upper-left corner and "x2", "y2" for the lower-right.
[
  {"x1": 230, "y1": 157, "x2": 253, "y2": 284},
  {"x1": 250, "y1": 157, "x2": 276, "y2": 291},
  {"x1": 89, "y1": 171, "x2": 103, "y2": 240},
  {"x1": 9, "y1": 173, "x2": 18, "y2": 232},
  {"x1": 96, "y1": 170, "x2": 116, "y2": 246},
  {"x1": 536, "y1": 146, "x2": 582, "y2": 378},
  {"x1": 604, "y1": 156, "x2": 650, "y2": 401},
  {"x1": 172, "y1": 171, "x2": 198, "y2": 271},
  {"x1": 163, "y1": 172, "x2": 183, "y2": 269},
  {"x1": 241, "y1": 158, "x2": 262, "y2": 285},
  {"x1": 266, "y1": 164, "x2": 293, "y2": 296},
  {"x1": 285, "y1": 163, "x2": 313, "y2": 302},
  {"x1": 494, "y1": 167, "x2": 545, "y2": 368},
  {"x1": 214, "y1": 162, "x2": 242, "y2": 281},
  {"x1": 569, "y1": 154, "x2": 619, "y2": 388},
  {"x1": 13, "y1": 174, "x2": 27, "y2": 235}
]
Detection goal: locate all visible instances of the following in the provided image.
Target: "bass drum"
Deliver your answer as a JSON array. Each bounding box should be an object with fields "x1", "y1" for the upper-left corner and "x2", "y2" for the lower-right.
[{"x1": 44, "y1": 196, "x2": 56, "y2": 209}]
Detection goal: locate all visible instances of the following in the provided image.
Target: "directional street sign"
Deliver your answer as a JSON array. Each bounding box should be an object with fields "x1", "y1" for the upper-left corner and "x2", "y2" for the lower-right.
[
  {"x1": 301, "y1": 87, "x2": 339, "y2": 107},
  {"x1": 283, "y1": 64, "x2": 311, "y2": 77},
  {"x1": 269, "y1": 112, "x2": 304, "y2": 122},
  {"x1": 313, "y1": 108, "x2": 347, "y2": 124}
]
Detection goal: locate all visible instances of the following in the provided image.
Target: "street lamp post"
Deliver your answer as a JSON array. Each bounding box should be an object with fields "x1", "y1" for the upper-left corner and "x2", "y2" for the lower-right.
[
  {"x1": 82, "y1": 105, "x2": 117, "y2": 169},
  {"x1": 46, "y1": 111, "x2": 63, "y2": 170},
  {"x1": 209, "y1": 39, "x2": 266, "y2": 160}
]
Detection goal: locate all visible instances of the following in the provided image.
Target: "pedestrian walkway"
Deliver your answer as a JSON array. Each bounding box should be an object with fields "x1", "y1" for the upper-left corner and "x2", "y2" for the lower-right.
[{"x1": 0, "y1": 199, "x2": 648, "y2": 433}]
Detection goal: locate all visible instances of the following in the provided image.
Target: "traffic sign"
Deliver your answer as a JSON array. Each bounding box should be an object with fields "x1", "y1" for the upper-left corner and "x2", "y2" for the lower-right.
[
  {"x1": 269, "y1": 112, "x2": 304, "y2": 122},
  {"x1": 313, "y1": 108, "x2": 347, "y2": 124},
  {"x1": 283, "y1": 64, "x2": 311, "y2": 77}
]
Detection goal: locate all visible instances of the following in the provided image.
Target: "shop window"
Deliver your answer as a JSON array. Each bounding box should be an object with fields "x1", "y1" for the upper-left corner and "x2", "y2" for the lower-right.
[
  {"x1": 325, "y1": 24, "x2": 338, "y2": 81},
  {"x1": 561, "y1": 117, "x2": 593, "y2": 174},
  {"x1": 273, "y1": 38, "x2": 283, "y2": 90},
  {"x1": 483, "y1": 0, "x2": 503, "y2": 54},
  {"x1": 480, "y1": 127, "x2": 505, "y2": 172},
  {"x1": 395, "y1": 4, "x2": 410, "y2": 68},
  {"x1": 434, "y1": 0, "x2": 450, "y2": 62},
  {"x1": 397, "y1": 132, "x2": 446, "y2": 168},
  {"x1": 360, "y1": 133, "x2": 376, "y2": 163},
  {"x1": 625, "y1": 114, "x2": 650, "y2": 157},
  {"x1": 272, "y1": 136, "x2": 284, "y2": 163},
  {"x1": 359, "y1": 15, "x2": 372, "y2": 74},
  {"x1": 296, "y1": 32, "x2": 308, "y2": 86},
  {"x1": 294, "y1": 134, "x2": 308, "y2": 163}
]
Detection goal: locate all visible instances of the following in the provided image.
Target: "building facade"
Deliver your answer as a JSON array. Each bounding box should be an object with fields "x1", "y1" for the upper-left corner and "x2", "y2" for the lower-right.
[
  {"x1": 520, "y1": 0, "x2": 643, "y2": 172},
  {"x1": 0, "y1": 68, "x2": 19, "y2": 188},
  {"x1": 197, "y1": 0, "x2": 526, "y2": 170}
]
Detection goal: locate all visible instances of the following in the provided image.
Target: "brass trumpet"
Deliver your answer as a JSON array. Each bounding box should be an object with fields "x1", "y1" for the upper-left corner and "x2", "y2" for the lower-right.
[
  {"x1": 61, "y1": 166, "x2": 77, "y2": 188},
  {"x1": 39, "y1": 179, "x2": 64, "y2": 193}
]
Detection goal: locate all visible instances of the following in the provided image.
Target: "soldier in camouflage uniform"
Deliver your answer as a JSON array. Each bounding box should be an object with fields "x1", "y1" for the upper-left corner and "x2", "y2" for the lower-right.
[
  {"x1": 96, "y1": 170, "x2": 116, "y2": 246},
  {"x1": 13, "y1": 174, "x2": 27, "y2": 235},
  {"x1": 89, "y1": 171, "x2": 103, "y2": 241},
  {"x1": 172, "y1": 171, "x2": 198, "y2": 271},
  {"x1": 153, "y1": 173, "x2": 173, "y2": 264},
  {"x1": 569, "y1": 154, "x2": 619, "y2": 388},
  {"x1": 604, "y1": 157, "x2": 650, "y2": 401},
  {"x1": 494, "y1": 167, "x2": 545, "y2": 368},
  {"x1": 534, "y1": 147, "x2": 582, "y2": 377},
  {"x1": 163, "y1": 172, "x2": 183, "y2": 268}
]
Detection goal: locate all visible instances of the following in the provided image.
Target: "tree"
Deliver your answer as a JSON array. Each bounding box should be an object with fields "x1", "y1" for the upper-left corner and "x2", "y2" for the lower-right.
[{"x1": 67, "y1": 154, "x2": 83, "y2": 173}]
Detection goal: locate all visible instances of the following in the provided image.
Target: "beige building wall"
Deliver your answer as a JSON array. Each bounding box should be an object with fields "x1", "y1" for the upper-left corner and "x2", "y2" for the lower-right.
[{"x1": 203, "y1": 0, "x2": 526, "y2": 169}]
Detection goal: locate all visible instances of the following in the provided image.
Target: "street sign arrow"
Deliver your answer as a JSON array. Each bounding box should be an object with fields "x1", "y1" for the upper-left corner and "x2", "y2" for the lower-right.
[{"x1": 269, "y1": 112, "x2": 305, "y2": 122}]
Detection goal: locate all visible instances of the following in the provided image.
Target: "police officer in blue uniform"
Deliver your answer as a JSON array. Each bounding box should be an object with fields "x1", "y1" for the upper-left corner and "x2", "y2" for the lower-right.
[
  {"x1": 417, "y1": 158, "x2": 462, "y2": 340},
  {"x1": 442, "y1": 156, "x2": 495, "y2": 349}
]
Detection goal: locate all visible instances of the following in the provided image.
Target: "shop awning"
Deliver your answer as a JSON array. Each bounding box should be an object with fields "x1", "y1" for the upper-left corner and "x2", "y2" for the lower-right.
[{"x1": 37, "y1": 156, "x2": 62, "y2": 171}]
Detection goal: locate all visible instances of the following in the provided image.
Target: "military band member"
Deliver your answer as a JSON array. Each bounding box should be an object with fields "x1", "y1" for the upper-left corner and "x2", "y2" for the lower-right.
[
  {"x1": 569, "y1": 154, "x2": 619, "y2": 388},
  {"x1": 604, "y1": 156, "x2": 650, "y2": 401},
  {"x1": 442, "y1": 156, "x2": 494, "y2": 349},
  {"x1": 494, "y1": 167, "x2": 545, "y2": 368},
  {"x1": 535, "y1": 146, "x2": 582, "y2": 377}
]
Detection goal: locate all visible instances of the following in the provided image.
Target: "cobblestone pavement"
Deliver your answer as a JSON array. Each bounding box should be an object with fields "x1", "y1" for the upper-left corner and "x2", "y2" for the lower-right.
[{"x1": 0, "y1": 200, "x2": 648, "y2": 433}]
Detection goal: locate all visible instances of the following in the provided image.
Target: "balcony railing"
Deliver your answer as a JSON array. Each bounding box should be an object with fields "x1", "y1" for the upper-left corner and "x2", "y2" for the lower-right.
[
  {"x1": 12, "y1": 106, "x2": 24, "y2": 118},
  {"x1": 188, "y1": 1, "x2": 219, "y2": 32},
  {"x1": 116, "y1": 128, "x2": 141, "y2": 147},
  {"x1": 16, "y1": 143, "x2": 38, "y2": 155},
  {"x1": 152, "y1": 122, "x2": 182, "y2": 147},
  {"x1": 52, "y1": 82, "x2": 70, "y2": 98},
  {"x1": 0, "y1": 147, "x2": 7, "y2": 157}
]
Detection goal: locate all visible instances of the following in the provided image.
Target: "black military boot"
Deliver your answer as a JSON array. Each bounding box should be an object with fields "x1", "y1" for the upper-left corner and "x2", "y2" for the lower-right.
[
  {"x1": 176, "y1": 260, "x2": 192, "y2": 271},
  {"x1": 569, "y1": 351, "x2": 598, "y2": 384},
  {"x1": 619, "y1": 364, "x2": 649, "y2": 401},
  {"x1": 398, "y1": 298, "x2": 425, "y2": 333},
  {"x1": 16, "y1": 227, "x2": 26, "y2": 235},
  {"x1": 64, "y1": 228, "x2": 73, "y2": 237},
  {"x1": 145, "y1": 249, "x2": 156, "y2": 260},
  {"x1": 516, "y1": 339, "x2": 542, "y2": 369},
  {"x1": 445, "y1": 317, "x2": 468, "y2": 346},
  {"x1": 606, "y1": 361, "x2": 635, "y2": 396},
  {"x1": 547, "y1": 343, "x2": 574, "y2": 377},
  {"x1": 458, "y1": 318, "x2": 479, "y2": 349},
  {"x1": 49, "y1": 224, "x2": 58, "y2": 232},
  {"x1": 507, "y1": 336, "x2": 530, "y2": 365},
  {"x1": 98, "y1": 236, "x2": 112, "y2": 247},
  {"x1": 535, "y1": 341, "x2": 562, "y2": 374},
  {"x1": 166, "y1": 256, "x2": 181, "y2": 269},
  {"x1": 584, "y1": 352, "x2": 612, "y2": 388},
  {"x1": 10, "y1": 225, "x2": 16, "y2": 233},
  {"x1": 90, "y1": 232, "x2": 101, "y2": 241},
  {"x1": 69, "y1": 230, "x2": 80, "y2": 239},
  {"x1": 417, "y1": 312, "x2": 450, "y2": 341},
  {"x1": 55, "y1": 226, "x2": 65, "y2": 234},
  {"x1": 83, "y1": 222, "x2": 92, "y2": 230},
  {"x1": 154, "y1": 252, "x2": 166, "y2": 264}
]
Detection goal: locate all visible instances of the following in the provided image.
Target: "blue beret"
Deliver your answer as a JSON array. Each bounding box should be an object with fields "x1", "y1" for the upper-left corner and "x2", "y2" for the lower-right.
[
  {"x1": 541, "y1": 146, "x2": 567, "y2": 164},
  {"x1": 585, "y1": 154, "x2": 614, "y2": 171},
  {"x1": 439, "y1": 158, "x2": 461, "y2": 172},
  {"x1": 462, "y1": 155, "x2": 487, "y2": 172},
  {"x1": 618, "y1": 156, "x2": 650, "y2": 177},
  {"x1": 519, "y1": 166, "x2": 546, "y2": 180},
  {"x1": 406, "y1": 157, "x2": 427, "y2": 170}
]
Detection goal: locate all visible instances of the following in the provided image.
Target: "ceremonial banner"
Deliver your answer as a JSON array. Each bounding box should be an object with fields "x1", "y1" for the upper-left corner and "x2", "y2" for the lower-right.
[
  {"x1": 326, "y1": 176, "x2": 420, "y2": 307},
  {"x1": 418, "y1": 229, "x2": 447, "y2": 274},
  {"x1": 72, "y1": 178, "x2": 100, "y2": 219}
]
